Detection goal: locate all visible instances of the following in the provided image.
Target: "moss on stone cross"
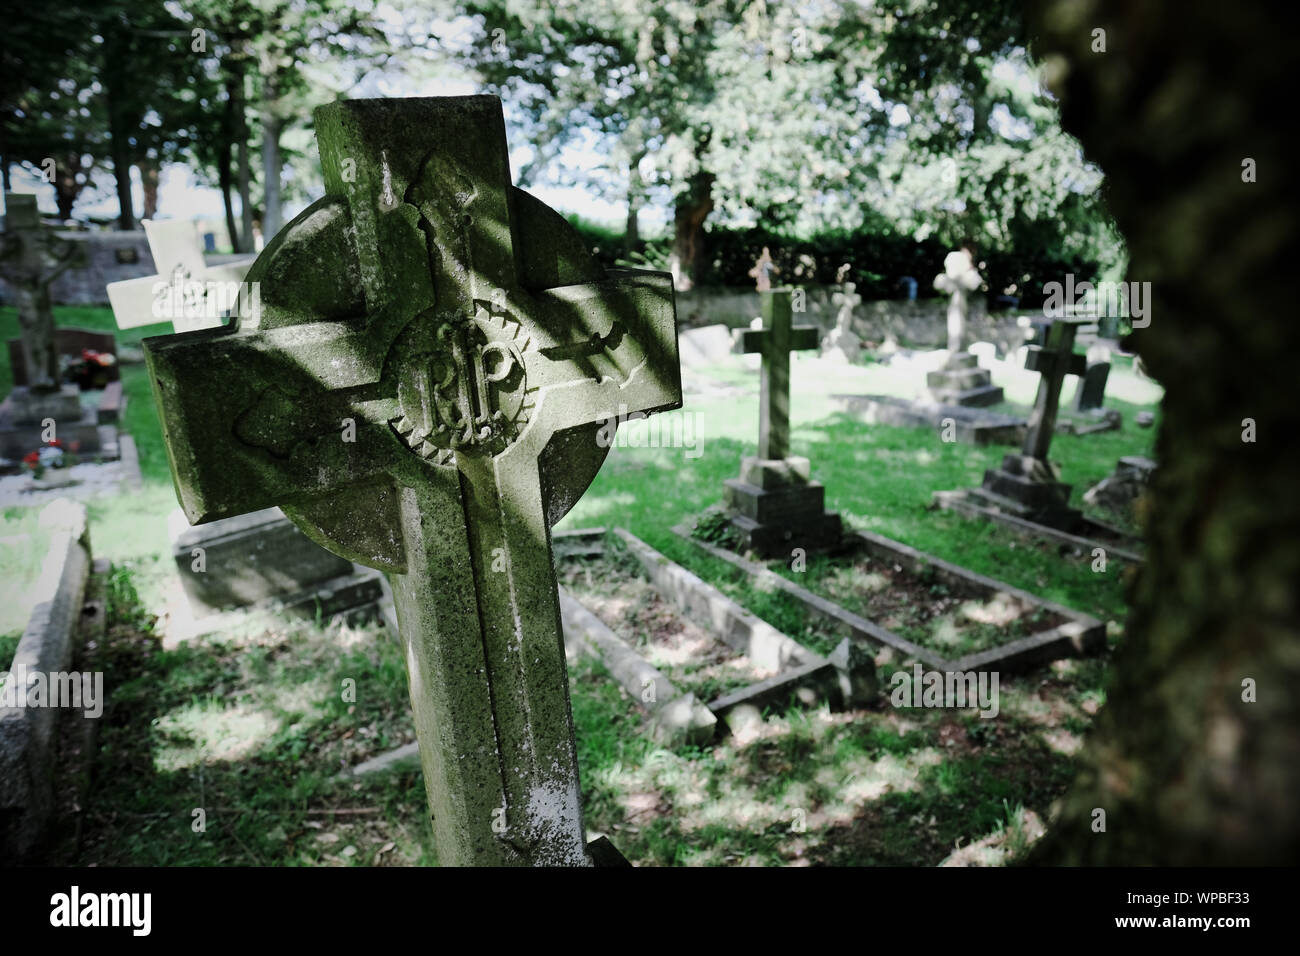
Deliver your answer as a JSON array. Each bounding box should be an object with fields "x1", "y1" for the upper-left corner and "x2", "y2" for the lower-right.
[{"x1": 144, "y1": 96, "x2": 682, "y2": 866}]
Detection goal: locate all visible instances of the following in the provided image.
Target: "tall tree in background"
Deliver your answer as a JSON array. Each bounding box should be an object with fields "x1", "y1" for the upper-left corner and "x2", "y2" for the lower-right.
[
  {"x1": 451, "y1": 0, "x2": 1118, "y2": 290},
  {"x1": 456, "y1": 0, "x2": 883, "y2": 288}
]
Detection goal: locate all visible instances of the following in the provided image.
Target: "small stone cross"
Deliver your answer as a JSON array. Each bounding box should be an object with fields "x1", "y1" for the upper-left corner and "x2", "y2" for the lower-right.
[
  {"x1": 144, "y1": 97, "x2": 681, "y2": 866},
  {"x1": 737, "y1": 289, "x2": 818, "y2": 460},
  {"x1": 1022, "y1": 317, "x2": 1088, "y2": 461},
  {"x1": 933, "y1": 248, "x2": 982, "y2": 354}
]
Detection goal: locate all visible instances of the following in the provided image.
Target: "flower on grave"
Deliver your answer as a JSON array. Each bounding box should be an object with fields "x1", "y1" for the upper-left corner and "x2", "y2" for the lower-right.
[{"x1": 23, "y1": 441, "x2": 65, "y2": 479}]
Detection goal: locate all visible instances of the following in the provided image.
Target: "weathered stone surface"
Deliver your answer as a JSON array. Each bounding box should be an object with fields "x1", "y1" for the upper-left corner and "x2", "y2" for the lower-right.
[
  {"x1": 144, "y1": 96, "x2": 682, "y2": 867},
  {"x1": 615, "y1": 528, "x2": 817, "y2": 673},
  {"x1": 559, "y1": 587, "x2": 716, "y2": 746}
]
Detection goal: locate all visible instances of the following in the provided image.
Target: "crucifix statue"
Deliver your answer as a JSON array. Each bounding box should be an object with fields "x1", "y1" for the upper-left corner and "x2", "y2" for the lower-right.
[
  {"x1": 723, "y1": 289, "x2": 840, "y2": 556},
  {"x1": 0, "y1": 194, "x2": 81, "y2": 392},
  {"x1": 144, "y1": 97, "x2": 682, "y2": 866}
]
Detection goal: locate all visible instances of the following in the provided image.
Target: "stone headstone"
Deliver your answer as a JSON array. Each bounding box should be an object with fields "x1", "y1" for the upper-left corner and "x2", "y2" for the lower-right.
[
  {"x1": 167, "y1": 506, "x2": 378, "y2": 618},
  {"x1": 144, "y1": 96, "x2": 681, "y2": 866},
  {"x1": 723, "y1": 288, "x2": 841, "y2": 555},
  {"x1": 6, "y1": 327, "x2": 119, "y2": 388},
  {"x1": 0, "y1": 194, "x2": 81, "y2": 391},
  {"x1": 926, "y1": 250, "x2": 1002, "y2": 406},
  {"x1": 106, "y1": 218, "x2": 369, "y2": 623},
  {"x1": 1083, "y1": 455, "x2": 1156, "y2": 515},
  {"x1": 1072, "y1": 360, "x2": 1111, "y2": 411},
  {"x1": 933, "y1": 248, "x2": 981, "y2": 354},
  {"x1": 678, "y1": 324, "x2": 734, "y2": 369}
]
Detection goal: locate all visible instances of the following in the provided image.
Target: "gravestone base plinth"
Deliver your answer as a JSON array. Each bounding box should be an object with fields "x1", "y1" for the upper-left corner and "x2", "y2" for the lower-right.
[
  {"x1": 0, "y1": 385, "x2": 110, "y2": 460},
  {"x1": 723, "y1": 456, "x2": 842, "y2": 557},
  {"x1": 926, "y1": 352, "x2": 1004, "y2": 406},
  {"x1": 971, "y1": 453, "x2": 1082, "y2": 530}
]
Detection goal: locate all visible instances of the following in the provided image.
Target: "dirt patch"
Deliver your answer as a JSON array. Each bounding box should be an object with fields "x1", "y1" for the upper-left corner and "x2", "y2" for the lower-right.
[
  {"x1": 781, "y1": 550, "x2": 1067, "y2": 658},
  {"x1": 560, "y1": 553, "x2": 772, "y2": 702}
]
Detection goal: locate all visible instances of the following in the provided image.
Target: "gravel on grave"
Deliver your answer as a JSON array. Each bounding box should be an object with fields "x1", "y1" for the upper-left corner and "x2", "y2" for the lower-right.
[
  {"x1": 771, "y1": 550, "x2": 1068, "y2": 658},
  {"x1": 559, "y1": 551, "x2": 776, "y2": 704}
]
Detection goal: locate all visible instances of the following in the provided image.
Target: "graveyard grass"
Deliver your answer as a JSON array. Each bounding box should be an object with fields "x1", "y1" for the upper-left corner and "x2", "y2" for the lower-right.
[{"x1": 1, "y1": 305, "x2": 1158, "y2": 866}]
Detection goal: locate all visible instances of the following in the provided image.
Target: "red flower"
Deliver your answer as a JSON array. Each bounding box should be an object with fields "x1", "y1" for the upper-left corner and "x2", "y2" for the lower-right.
[{"x1": 23, "y1": 450, "x2": 40, "y2": 465}]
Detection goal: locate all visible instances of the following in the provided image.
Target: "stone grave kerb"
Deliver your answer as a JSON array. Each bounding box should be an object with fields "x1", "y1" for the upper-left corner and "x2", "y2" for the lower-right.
[{"x1": 143, "y1": 96, "x2": 682, "y2": 865}]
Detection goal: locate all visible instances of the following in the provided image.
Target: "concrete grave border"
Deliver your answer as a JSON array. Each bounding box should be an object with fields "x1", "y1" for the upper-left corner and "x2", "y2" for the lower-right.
[
  {"x1": 932, "y1": 488, "x2": 1145, "y2": 565},
  {"x1": 672, "y1": 523, "x2": 1106, "y2": 674},
  {"x1": 566, "y1": 528, "x2": 876, "y2": 734},
  {"x1": 0, "y1": 499, "x2": 105, "y2": 862}
]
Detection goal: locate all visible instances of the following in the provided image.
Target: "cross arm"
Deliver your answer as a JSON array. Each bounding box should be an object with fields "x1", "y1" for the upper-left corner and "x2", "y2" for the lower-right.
[
  {"x1": 739, "y1": 325, "x2": 819, "y2": 354},
  {"x1": 144, "y1": 324, "x2": 397, "y2": 523},
  {"x1": 526, "y1": 268, "x2": 682, "y2": 418}
]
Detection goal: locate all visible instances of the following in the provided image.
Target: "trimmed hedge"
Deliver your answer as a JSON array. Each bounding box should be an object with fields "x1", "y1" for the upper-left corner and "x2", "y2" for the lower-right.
[{"x1": 566, "y1": 217, "x2": 1103, "y2": 308}]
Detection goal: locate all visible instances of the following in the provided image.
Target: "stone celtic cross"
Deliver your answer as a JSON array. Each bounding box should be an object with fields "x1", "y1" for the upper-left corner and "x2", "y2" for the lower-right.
[
  {"x1": 738, "y1": 289, "x2": 817, "y2": 460},
  {"x1": 144, "y1": 97, "x2": 681, "y2": 866}
]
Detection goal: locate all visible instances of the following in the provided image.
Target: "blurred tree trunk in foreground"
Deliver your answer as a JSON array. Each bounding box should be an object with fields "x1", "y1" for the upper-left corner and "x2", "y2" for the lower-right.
[{"x1": 1024, "y1": 0, "x2": 1299, "y2": 864}]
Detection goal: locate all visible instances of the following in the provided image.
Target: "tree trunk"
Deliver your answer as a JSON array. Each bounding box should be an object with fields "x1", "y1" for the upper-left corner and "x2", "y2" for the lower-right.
[
  {"x1": 220, "y1": 76, "x2": 241, "y2": 254},
  {"x1": 260, "y1": 111, "x2": 283, "y2": 239},
  {"x1": 140, "y1": 157, "x2": 160, "y2": 220},
  {"x1": 106, "y1": 100, "x2": 135, "y2": 231},
  {"x1": 231, "y1": 59, "x2": 254, "y2": 254},
  {"x1": 624, "y1": 148, "x2": 646, "y2": 256},
  {"x1": 670, "y1": 170, "x2": 715, "y2": 291},
  {"x1": 259, "y1": 56, "x2": 283, "y2": 239},
  {"x1": 53, "y1": 153, "x2": 81, "y2": 221},
  {"x1": 1023, "y1": 0, "x2": 1300, "y2": 865}
]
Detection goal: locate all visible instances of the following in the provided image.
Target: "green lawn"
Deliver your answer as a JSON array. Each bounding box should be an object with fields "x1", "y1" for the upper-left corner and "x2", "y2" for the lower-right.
[{"x1": 3, "y1": 304, "x2": 1161, "y2": 865}]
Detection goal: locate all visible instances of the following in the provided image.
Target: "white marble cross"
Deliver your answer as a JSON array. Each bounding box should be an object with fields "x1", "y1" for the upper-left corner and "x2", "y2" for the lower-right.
[{"x1": 106, "y1": 219, "x2": 255, "y2": 333}]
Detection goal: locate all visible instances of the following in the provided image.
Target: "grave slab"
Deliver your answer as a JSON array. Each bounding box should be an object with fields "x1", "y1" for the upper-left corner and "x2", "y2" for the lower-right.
[
  {"x1": 833, "y1": 393, "x2": 1027, "y2": 446},
  {"x1": 675, "y1": 523, "x2": 1106, "y2": 673}
]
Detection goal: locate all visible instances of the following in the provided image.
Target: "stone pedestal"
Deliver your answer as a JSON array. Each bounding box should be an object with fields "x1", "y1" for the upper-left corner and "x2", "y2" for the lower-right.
[
  {"x1": 0, "y1": 385, "x2": 107, "y2": 460},
  {"x1": 970, "y1": 453, "x2": 1081, "y2": 530},
  {"x1": 926, "y1": 351, "x2": 1004, "y2": 406},
  {"x1": 723, "y1": 456, "x2": 842, "y2": 556}
]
